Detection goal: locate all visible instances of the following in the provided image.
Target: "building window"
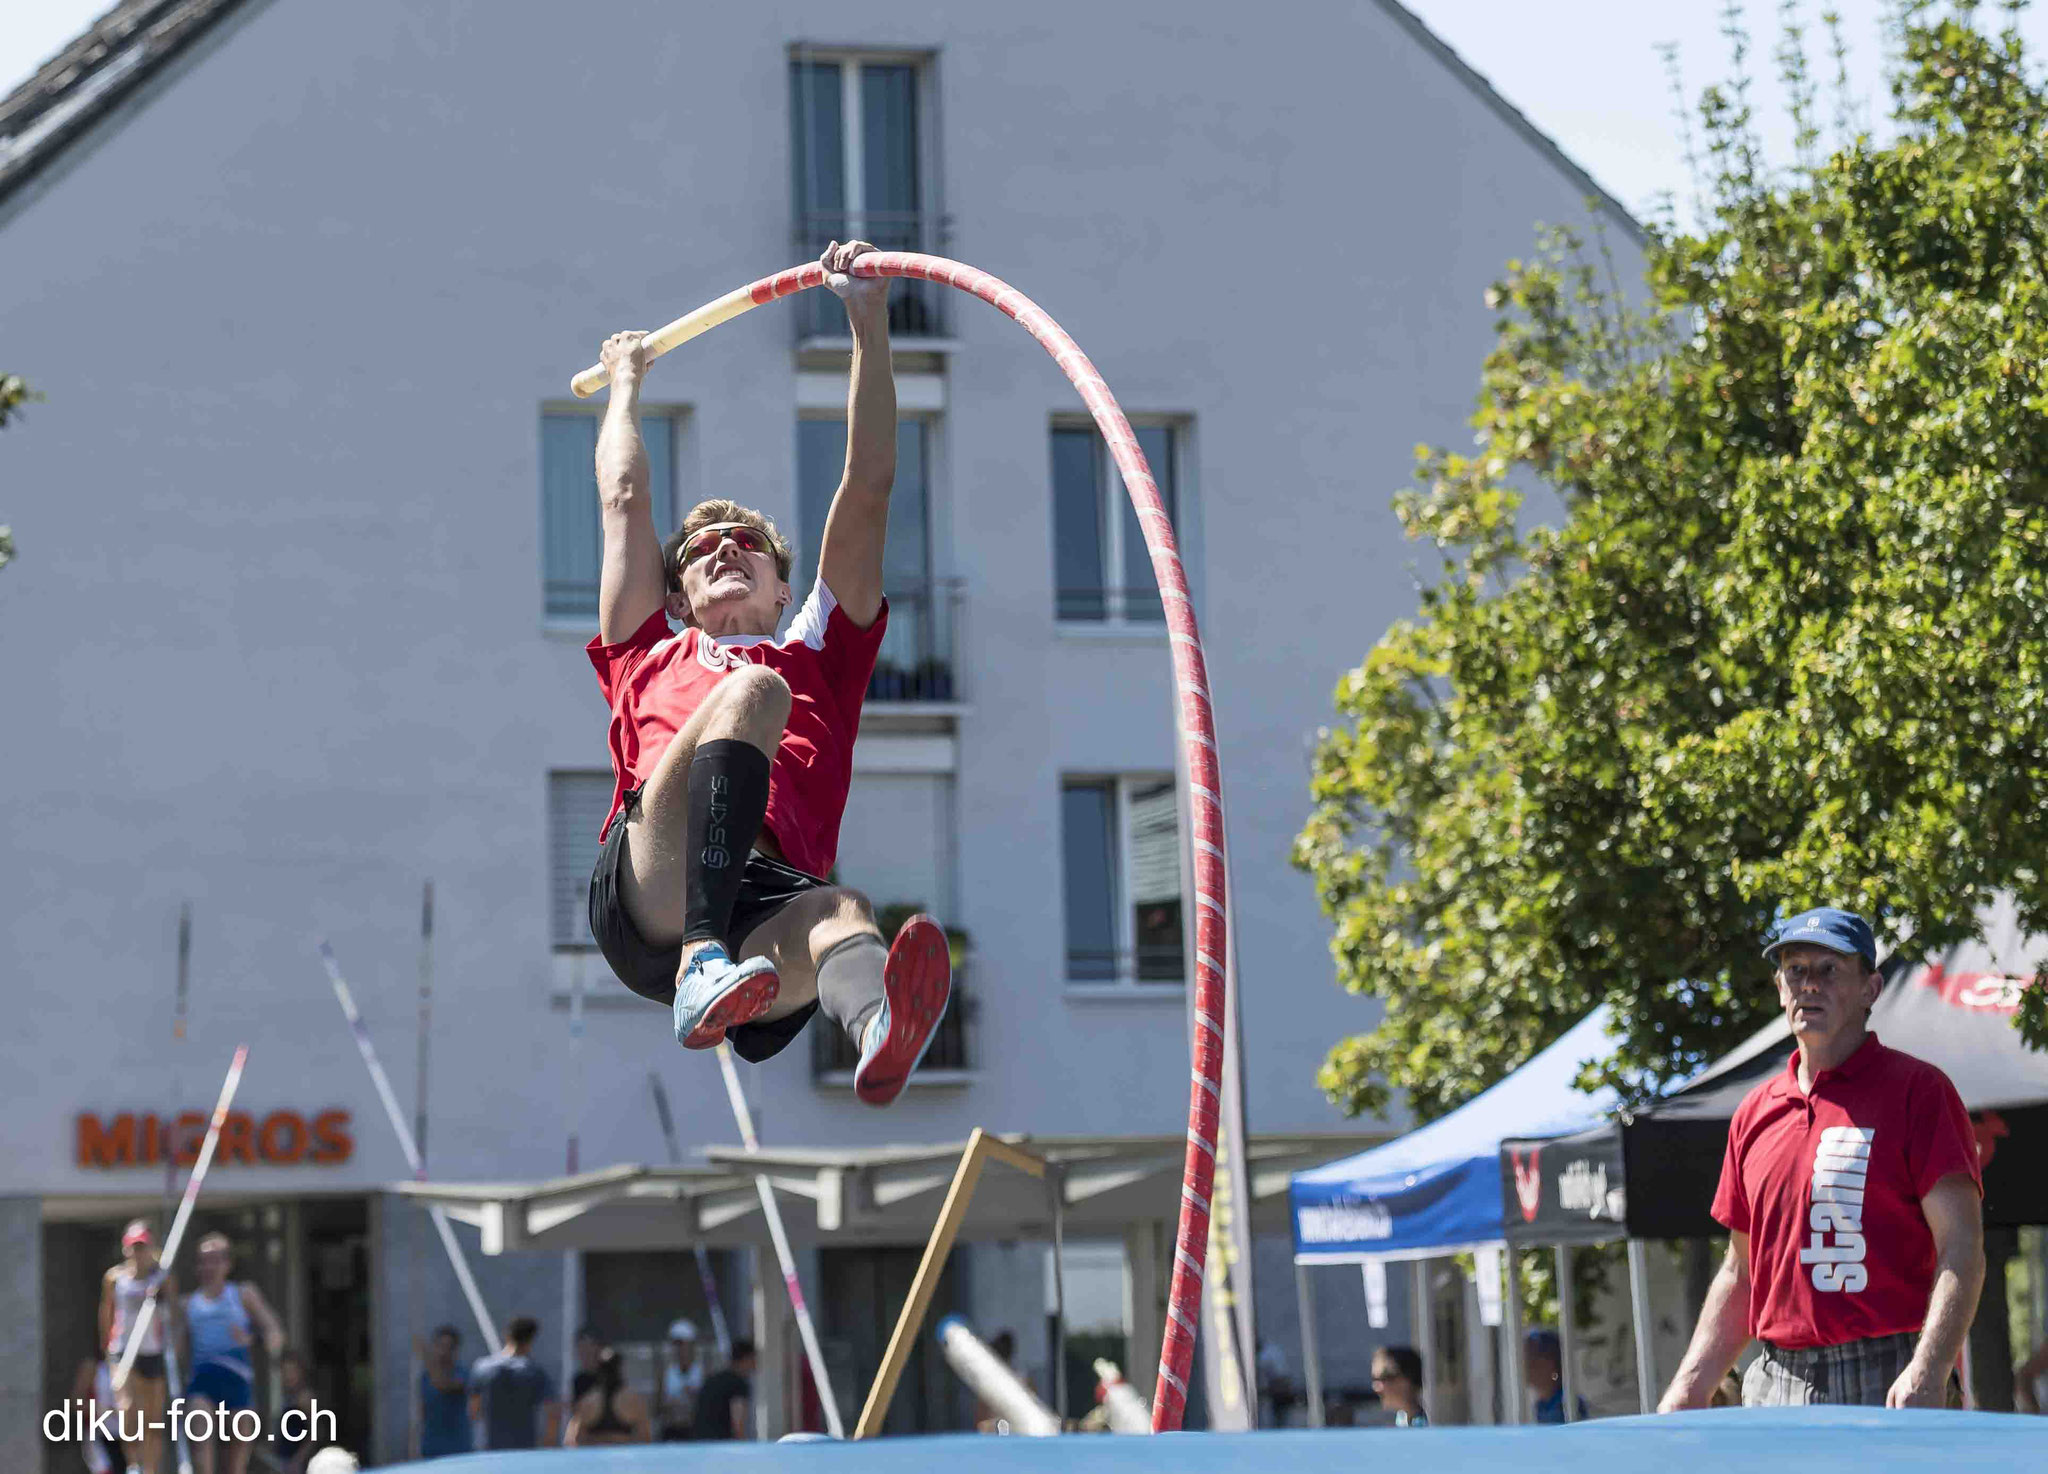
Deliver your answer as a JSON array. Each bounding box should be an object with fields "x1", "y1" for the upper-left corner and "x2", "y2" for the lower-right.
[
  {"x1": 540, "y1": 409, "x2": 677, "y2": 622},
  {"x1": 548, "y1": 771, "x2": 614, "y2": 949},
  {"x1": 1061, "y1": 776, "x2": 1184, "y2": 985},
  {"x1": 790, "y1": 50, "x2": 943, "y2": 338},
  {"x1": 1052, "y1": 420, "x2": 1181, "y2": 624},
  {"x1": 796, "y1": 414, "x2": 956, "y2": 701}
]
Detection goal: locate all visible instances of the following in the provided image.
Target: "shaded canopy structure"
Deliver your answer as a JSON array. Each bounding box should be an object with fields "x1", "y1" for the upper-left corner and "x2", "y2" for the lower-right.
[{"x1": 1290, "y1": 1006, "x2": 1618, "y2": 1263}]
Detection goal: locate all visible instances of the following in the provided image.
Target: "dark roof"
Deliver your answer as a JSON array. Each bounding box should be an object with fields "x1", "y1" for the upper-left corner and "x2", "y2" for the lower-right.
[
  {"x1": 0, "y1": 0, "x2": 1644, "y2": 243},
  {"x1": 0, "y1": 0, "x2": 251, "y2": 210}
]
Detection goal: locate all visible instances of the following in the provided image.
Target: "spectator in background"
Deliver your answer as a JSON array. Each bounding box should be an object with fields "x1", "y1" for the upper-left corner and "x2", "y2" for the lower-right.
[
  {"x1": 570, "y1": 1326, "x2": 603, "y2": 1404},
  {"x1": 273, "y1": 1349, "x2": 316, "y2": 1474},
  {"x1": 1660, "y1": 910, "x2": 1983, "y2": 1410},
  {"x1": 566, "y1": 1346, "x2": 652, "y2": 1446},
  {"x1": 1525, "y1": 1328, "x2": 1588, "y2": 1423},
  {"x1": 693, "y1": 1338, "x2": 758, "y2": 1441},
  {"x1": 101, "y1": 1220, "x2": 179, "y2": 1474},
  {"x1": 1371, "y1": 1346, "x2": 1429, "y2": 1427},
  {"x1": 415, "y1": 1325, "x2": 471, "y2": 1459},
  {"x1": 469, "y1": 1316, "x2": 561, "y2": 1450},
  {"x1": 658, "y1": 1319, "x2": 703, "y2": 1440}
]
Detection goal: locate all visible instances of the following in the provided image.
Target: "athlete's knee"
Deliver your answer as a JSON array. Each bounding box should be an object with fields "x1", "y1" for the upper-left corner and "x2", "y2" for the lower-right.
[
  {"x1": 796, "y1": 886, "x2": 877, "y2": 937},
  {"x1": 718, "y1": 664, "x2": 792, "y2": 717}
]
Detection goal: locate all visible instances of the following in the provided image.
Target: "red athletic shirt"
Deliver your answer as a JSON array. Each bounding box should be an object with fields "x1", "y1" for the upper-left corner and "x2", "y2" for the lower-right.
[
  {"x1": 584, "y1": 583, "x2": 887, "y2": 879},
  {"x1": 1710, "y1": 1033, "x2": 1981, "y2": 1349}
]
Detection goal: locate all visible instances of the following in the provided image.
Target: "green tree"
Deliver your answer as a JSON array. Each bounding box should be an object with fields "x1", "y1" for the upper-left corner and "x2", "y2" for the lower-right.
[
  {"x1": 1298, "y1": 4, "x2": 2048, "y2": 1125},
  {"x1": 1, "y1": 371, "x2": 32, "y2": 570}
]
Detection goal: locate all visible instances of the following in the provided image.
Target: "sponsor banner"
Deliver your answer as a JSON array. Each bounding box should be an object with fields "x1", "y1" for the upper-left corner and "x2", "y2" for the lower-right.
[{"x1": 1500, "y1": 1128, "x2": 1627, "y2": 1246}]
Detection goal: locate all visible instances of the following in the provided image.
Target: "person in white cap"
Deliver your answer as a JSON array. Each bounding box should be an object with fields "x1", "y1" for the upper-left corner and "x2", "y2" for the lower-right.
[{"x1": 658, "y1": 1318, "x2": 704, "y2": 1440}]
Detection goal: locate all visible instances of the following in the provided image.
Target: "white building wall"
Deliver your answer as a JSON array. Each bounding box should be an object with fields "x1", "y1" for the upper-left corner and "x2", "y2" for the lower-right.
[{"x1": 0, "y1": 0, "x2": 1643, "y2": 1448}]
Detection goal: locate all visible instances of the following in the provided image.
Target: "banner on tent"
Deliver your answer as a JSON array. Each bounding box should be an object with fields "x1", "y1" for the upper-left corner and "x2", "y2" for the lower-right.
[{"x1": 1500, "y1": 1129, "x2": 1628, "y2": 1247}]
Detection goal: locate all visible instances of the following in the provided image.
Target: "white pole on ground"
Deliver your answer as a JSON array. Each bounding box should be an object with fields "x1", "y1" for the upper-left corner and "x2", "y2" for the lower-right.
[
  {"x1": 1294, "y1": 1263, "x2": 1323, "y2": 1428},
  {"x1": 317, "y1": 941, "x2": 497, "y2": 1349},
  {"x1": 1626, "y1": 1239, "x2": 1656, "y2": 1415},
  {"x1": 562, "y1": 956, "x2": 586, "y2": 1407},
  {"x1": 648, "y1": 1071, "x2": 735, "y2": 1361},
  {"x1": 935, "y1": 1318, "x2": 1061, "y2": 1435},
  {"x1": 114, "y1": 1045, "x2": 248, "y2": 1390},
  {"x1": 715, "y1": 1042, "x2": 845, "y2": 1438},
  {"x1": 1555, "y1": 1244, "x2": 1580, "y2": 1422}
]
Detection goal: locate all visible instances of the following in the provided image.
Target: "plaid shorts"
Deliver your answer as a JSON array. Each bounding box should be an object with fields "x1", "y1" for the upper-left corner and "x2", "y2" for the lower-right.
[{"x1": 1741, "y1": 1331, "x2": 1923, "y2": 1407}]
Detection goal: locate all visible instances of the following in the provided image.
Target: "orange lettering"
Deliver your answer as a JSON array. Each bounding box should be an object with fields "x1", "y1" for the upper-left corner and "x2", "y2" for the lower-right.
[
  {"x1": 173, "y1": 1112, "x2": 206, "y2": 1167},
  {"x1": 258, "y1": 1111, "x2": 307, "y2": 1164},
  {"x1": 141, "y1": 1114, "x2": 163, "y2": 1165},
  {"x1": 77, "y1": 1114, "x2": 138, "y2": 1168},
  {"x1": 310, "y1": 1110, "x2": 353, "y2": 1164},
  {"x1": 219, "y1": 1111, "x2": 255, "y2": 1165}
]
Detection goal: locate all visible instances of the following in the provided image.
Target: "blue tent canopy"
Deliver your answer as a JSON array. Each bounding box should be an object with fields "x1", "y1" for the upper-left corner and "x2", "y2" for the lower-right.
[{"x1": 1290, "y1": 1007, "x2": 1619, "y2": 1261}]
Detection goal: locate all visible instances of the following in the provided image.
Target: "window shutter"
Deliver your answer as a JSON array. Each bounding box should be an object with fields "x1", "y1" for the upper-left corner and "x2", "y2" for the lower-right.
[{"x1": 548, "y1": 772, "x2": 615, "y2": 948}]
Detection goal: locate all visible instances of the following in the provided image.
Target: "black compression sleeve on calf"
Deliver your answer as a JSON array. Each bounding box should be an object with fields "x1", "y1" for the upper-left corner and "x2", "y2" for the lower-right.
[
  {"x1": 680, "y1": 739, "x2": 773, "y2": 949},
  {"x1": 815, "y1": 934, "x2": 887, "y2": 1048}
]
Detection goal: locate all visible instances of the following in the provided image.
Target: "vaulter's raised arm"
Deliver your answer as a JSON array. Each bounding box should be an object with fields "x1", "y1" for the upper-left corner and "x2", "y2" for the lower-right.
[
  {"x1": 814, "y1": 239, "x2": 896, "y2": 628},
  {"x1": 594, "y1": 330, "x2": 668, "y2": 645}
]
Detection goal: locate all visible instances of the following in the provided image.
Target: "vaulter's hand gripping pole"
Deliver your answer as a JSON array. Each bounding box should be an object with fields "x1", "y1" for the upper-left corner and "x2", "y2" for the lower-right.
[
  {"x1": 573, "y1": 254, "x2": 1232, "y2": 1430},
  {"x1": 318, "y1": 942, "x2": 498, "y2": 1350}
]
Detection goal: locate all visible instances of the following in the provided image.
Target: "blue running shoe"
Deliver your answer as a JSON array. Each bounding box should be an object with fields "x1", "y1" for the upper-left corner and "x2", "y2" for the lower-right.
[
  {"x1": 673, "y1": 943, "x2": 779, "y2": 1049},
  {"x1": 854, "y1": 915, "x2": 952, "y2": 1106}
]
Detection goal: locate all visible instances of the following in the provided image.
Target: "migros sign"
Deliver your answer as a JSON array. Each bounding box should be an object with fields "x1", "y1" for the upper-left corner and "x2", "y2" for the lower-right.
[{"x1": 76, "y1": 1109, "x2": 354, "y2": 1169}]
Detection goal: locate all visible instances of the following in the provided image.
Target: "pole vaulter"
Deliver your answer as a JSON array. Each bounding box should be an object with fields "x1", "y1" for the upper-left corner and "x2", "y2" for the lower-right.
[
  {"x1": 113, "y1": 1046, "x2": 247, "y2": 1405},
  {"x1": 572, "y1": 252, "x2": 1231, "y2": 1431},
  {"x1": 318, "y1": 942, "x2": 498, "y2": 1349}
]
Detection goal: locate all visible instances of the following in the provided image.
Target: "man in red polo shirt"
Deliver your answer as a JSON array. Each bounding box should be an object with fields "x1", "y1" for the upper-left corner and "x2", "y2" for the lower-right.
[{"x1": 1659, "y1": 907, "x2": 1984, "y2": 1409}]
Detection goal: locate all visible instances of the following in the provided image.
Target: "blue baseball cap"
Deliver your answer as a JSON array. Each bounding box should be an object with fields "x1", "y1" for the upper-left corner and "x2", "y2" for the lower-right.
[{"x1": 1763, "y1": 907, "x2": 1877, "y2": 968}]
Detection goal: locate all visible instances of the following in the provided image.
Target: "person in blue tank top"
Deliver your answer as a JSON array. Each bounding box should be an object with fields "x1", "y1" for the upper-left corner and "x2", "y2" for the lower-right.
[
  {"x1": 182, "y1": 1232, "x2": 285, "y2": 1474},
  {"x1": 416, "y1": 1325, "x2": 473, "y2": 1458}
]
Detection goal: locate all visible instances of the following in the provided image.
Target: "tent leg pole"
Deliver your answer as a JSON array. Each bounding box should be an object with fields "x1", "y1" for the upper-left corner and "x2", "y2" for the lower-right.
[
  {"x1": 1296, "y1": 1264, "x2": 1324, "y2": 1428},
  {"x1": 1555, "y1": 1245, "x2": 1579, "y2": 1422},
  {"x1": 1503, "y1": 1246, "x2": 1526, "y2": 1425},
  {"x1": 1627, "y1": 1239, "x2": 1656, "y2": 1415},
  {"x1": 1412, "y1": 1259, "x2": 1436, "y2": 1420}
]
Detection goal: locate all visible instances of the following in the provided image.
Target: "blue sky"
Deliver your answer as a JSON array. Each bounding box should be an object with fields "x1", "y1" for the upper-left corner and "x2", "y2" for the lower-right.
[{"x1": 5, "y1": 2, "x2": 2044, "y2": 231}]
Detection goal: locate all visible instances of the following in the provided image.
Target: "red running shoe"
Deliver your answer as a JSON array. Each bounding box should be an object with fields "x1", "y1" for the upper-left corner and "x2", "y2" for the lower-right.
[
  {"x1": 673, "y1": 944, "x2": 779, "y2": 1049},
  {"x1": 854, "y1": 915, "x2": 953, "y2": 1106}
]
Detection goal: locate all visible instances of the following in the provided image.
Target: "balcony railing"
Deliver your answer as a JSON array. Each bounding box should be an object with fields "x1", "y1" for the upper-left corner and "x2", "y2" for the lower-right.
[
  {"x1": 1065, "y1": 946, "x2": 1187, "y2": 985},
  {"x1": 1055, "y1": 585, "x2": 1170, "y2": 625},
  {"x1": 794, "y1": 211, "x2": 952, "y2": 340},
  {"x1": 813, "y1": 976, "x2": 973, "y2": 1078},
  {"x1": 868, "y1": 577, "x2": 963, "y2": 704}
]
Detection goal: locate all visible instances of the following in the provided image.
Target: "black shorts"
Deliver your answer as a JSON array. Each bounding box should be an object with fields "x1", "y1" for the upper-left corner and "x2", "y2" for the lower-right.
[{"x1": 588, "y1": 790, "x2": 825, "y2": 1061}]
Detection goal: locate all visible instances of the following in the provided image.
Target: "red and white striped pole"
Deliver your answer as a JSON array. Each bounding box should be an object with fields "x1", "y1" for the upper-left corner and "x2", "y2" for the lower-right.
[{"x1": 574, "y1": 255, "x2": 1230, "y2": 1428}]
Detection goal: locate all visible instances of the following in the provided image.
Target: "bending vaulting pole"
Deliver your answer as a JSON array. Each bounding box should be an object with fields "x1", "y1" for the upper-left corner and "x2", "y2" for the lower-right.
[
  {"x1": 716, "y1": 1043, "x2": 846, "y2": 1439},
  {"x1": 573, "y1": 254, "x2": 1232, "y2": 1428},
  {"x1": 114, "y1": 1045, "x2": 248, "y2": 1394},
  {"x1": 318, "y1": 942, "x2": 497, "y2": 1350}
]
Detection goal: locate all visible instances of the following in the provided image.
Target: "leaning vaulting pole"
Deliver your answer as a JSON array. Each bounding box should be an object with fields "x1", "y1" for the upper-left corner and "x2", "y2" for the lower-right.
[
  {"x1": 648, "y1": 1072, "x2": 735, "y2": 1361},
  {"x1": 715, "y1": 1043, "x2": 845, "y2": 1438},
  {"x1": 573, "y1": 254, "x2": 1231, "y2": 1427},
  {"x1": 318, "y1": 942, "x2": 497, "y2": 1348},
  {"x1": 114, "y1": 1045, "x2": 248, "y2": 1393}
]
